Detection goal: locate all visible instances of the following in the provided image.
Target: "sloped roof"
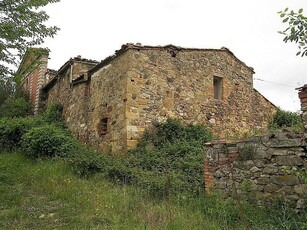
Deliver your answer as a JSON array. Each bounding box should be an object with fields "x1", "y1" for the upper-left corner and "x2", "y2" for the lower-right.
[
  {"x1": 16, "y1": 47, "x2": 49, "y2": 76},
  {"x1": 43, "y1": 56, "x2": 98, "y2": 90},
  {"x1": 89, "y1": 43, "x2": 255, "y2": 76}
]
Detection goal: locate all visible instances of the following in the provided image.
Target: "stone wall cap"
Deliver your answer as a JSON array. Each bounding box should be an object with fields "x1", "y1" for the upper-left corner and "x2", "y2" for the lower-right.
[
  {"x1": 205, "y1": 130, "x2": 306, "y2": 148},
  {"x1": 205, "y1": 139, "x2": 238, "y2": 146}
]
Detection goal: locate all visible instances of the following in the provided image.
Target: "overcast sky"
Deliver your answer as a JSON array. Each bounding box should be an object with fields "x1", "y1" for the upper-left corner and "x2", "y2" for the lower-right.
[{"x1": 42, "y1": 0, "x2": 307, "y2": 112}]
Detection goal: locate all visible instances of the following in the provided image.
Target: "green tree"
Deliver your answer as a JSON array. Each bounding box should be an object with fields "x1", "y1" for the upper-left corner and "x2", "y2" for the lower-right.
[
  {"x1": 0, "y1": 96, "x2": 32, "y2": 118},
  {"x1": 0, "y1": 77, "x2": 14, "y2": 106},
  {"x1": 0, "y1": 0, "x2": 60, "y2": 77},
  {"x1": 278, "y1": 8, "x2": 307, "y2": 56}
]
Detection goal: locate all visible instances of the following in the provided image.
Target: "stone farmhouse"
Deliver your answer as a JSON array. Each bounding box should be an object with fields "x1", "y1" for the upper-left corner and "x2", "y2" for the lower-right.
[{"x1": 17, "y1": 44, "x2": 276, "y2": 153}]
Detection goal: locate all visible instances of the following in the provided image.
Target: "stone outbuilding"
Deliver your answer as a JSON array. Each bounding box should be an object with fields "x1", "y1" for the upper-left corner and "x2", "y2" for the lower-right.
[{"x1": 18, "y1": 44, "x2": 276, "y2": 153}]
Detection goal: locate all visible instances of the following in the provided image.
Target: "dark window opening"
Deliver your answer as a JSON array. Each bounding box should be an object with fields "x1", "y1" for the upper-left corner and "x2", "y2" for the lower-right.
[
  {"x1": 213, "y1": 76, "x2": 223, "y2": 100},
  {"x1": 98, "y1": 117, "x2": 108, "y2": 136},
  {"x1": 25, "y1": 78, "x2": 29, "y2": 89}
]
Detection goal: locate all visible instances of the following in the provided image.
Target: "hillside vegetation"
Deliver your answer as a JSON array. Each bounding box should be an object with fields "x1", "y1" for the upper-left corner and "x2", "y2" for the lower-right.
[
  {"x1": 1, "y1": 152, "x2": 305, "y2": 229},
  {"x1": 0, "y1": 103, "x2": 306, "y2": 229},
  {"x1": 0, "y1": 152, "x2": 222, "y2": 229}
]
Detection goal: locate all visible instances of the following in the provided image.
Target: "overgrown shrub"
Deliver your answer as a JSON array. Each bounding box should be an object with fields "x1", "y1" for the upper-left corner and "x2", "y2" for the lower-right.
[
  {"x1": 0, "y1": 102, "x2": 68, "y2": 153},
  {"x1": 0, "y1": 116, "x2": 44, "y2": 151},
  {"x1": 22, "y1": 124, "x2": 79, "y2": 159},
  {"x1": 128, "y1": 142, "x2": 204, "y2": 197},
  {"x1": 66, "y1": 146, "x2": 109, "y2": 177},
  {"x1": 0, "y1": 96, "x2": 32, "y2": 118},
  {"x1": 64, "y1": 119, "x2": 212, "y2": 197},
  {"x1": 106, "y1": 119, "x2": 212, "y2": 198},
  {"x1": 43, "y1": 102, "x2": 64, "y2": 124},
  {"x1": 139, "y1": 119, "x2": 212, "y2": 148},
  {"x1": 269, "y1": 108, "x2": 303, "y2": 130}
]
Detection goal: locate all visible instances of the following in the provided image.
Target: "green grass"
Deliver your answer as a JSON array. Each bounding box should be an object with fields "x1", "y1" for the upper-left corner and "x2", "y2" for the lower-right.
[
  {"x1": 0, "y1": 152, "x2": 221, "y2": 229},
  {"x1": 0, "y1": 152, "x2": 305, "y2": 229}
]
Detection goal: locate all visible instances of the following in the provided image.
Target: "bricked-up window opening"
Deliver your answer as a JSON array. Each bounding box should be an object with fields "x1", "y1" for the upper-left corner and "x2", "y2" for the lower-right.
[
  {"x1": 98, "y1": 118, "x2": 108, "y2": 136},
  {"x1": 213, "y1": 76, "x2": 223, "y2": 100}
]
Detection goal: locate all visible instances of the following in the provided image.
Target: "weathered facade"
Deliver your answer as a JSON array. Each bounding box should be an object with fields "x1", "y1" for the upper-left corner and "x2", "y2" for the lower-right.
[
  {"x1": 204, "y1": 86, "x2": 307, "y2": 212},
  {"x1": 17, "y1": 48, "x2": 49, "y2": 114},
  {"x1": 43, "y1": 56, "x2": 99, "y2": 143},
  {"x1": 19, "y1": 44, "x2": 276, "y2": 153},
  {"x1": 298, "y1": 84, "x2": 307, "y2": 140},
  {"x1": 204, "y1": 133, "x2": 306, "y2": 212}
]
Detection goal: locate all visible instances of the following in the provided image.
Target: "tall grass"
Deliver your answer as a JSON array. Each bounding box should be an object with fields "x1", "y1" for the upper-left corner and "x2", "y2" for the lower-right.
[
  {"x1": 1, "y1": 152, "x2": 305, "y2": 229},
  {"x1": 0, "y1": 109, "x2": 305, "y2": 229},
  {"x1": 0, "y1": 152, "x2": 221, "y2": 229}
]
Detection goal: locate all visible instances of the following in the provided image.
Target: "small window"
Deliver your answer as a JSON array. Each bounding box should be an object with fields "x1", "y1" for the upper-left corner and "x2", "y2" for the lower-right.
[
  {"x1": 98, "y1": 117, "x2": 108, "y2": 136},
  {"x1": 213, "y1": 76, "x2": 223, "y2": 100}
]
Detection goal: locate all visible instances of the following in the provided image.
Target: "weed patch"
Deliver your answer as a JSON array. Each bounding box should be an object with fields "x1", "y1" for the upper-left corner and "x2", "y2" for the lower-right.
[
  {"x1": 22, "y1": 124, "x2": 79, "y2": 159},
  {"x1": 0, "y1": 116, "x2": 45, "y2": 151},
  {"x1": 269, "y1": 108, "x2": 303, "y2": 130}
]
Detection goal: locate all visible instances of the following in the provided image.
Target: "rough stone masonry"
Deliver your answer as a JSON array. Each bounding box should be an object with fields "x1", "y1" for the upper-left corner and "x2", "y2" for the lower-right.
[
  {"x1": 18, "y1": 44, "x2": 276, "y2": 153},
  {"x1": 298, "y1": 84, "x2": 307, "y2": 141},
  {"x1": 204, "y1": 84, "x2": 307, "y2": 212}
]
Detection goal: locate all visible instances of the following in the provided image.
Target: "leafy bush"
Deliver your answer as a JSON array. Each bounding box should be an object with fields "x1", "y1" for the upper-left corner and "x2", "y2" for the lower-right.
[
  {"x1": 0, "y1": 96, "x2": 32, "y2": 118},
  {"x1": 63, "y1": 119, "x2": 212, "y2": 197},
  {"x1": 127, "y1": 142, "x2": 204, "y2": 197},
  {"x1": 106, "y1": 119, "x2": 212, "y2": 198},
  {"x1": 22, "y1": 124, "x2": 79, "y2": 159},
  {"x1": 0, "y1": 116, "x2": 44, "y2": 151},
  {"x1": 0, "y1": 78, "x2": 14, "y2": 107},
  {"x1": 140, "y1": 119, "x2": 212, "y2": 148},
  {"x1": 0, "y1": 102, "x2": 68, "y2": 153},
  {"x1": 269, "y1": 108, "x2": 303, "y2": 130},
  {"x1": 43, "y1": 102, "x2": 64, "y2": 124},
  {"x1": 66, "y1": 146, "x2": 109, "y2": 177}
]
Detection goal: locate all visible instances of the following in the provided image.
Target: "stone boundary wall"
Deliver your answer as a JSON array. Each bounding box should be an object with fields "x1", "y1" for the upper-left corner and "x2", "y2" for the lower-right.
[
  {"x1": 298, "y1": 84, "x2": 307, "y2": 140},
  {"x1": 204, "y1": 130, "x2": 306, "y2": 211}
]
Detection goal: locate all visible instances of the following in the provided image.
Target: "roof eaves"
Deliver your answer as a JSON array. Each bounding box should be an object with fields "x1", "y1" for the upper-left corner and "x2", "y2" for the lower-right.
[
  {"x1": 220, "y1": 47, "x2": 255, "y2": 74},
  {"x1": 88, "y1": 53, "x2": 123, "y2": 77},
  {"x1": 16, "y1": 47, "x2": 49, "y2": 76},
  {"x1": 42, "y1": 59, "x2": 72, "y2": 91},
  {"x1": 72, "y1": 56, "x2": 99, "y2": 65},
  {"x1": 43, "y1": 56, "x2": 99, "y2": 91},
  {"x1": 88, "y1": 43, "x2": 255, "y2": 78},
  {"x1": 128, "y1": 44, "x2": 255, "y2": 73}
]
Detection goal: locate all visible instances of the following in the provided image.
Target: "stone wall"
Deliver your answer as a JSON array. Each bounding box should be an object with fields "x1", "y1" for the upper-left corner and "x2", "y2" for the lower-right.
[
  {"x1": 204, "y1": 131, "x2": 307, "y2": 211},
  {"x1": 298, "y1": 84, "x2": 307, "y2": 140},
  {"x1": 40, "y1": 44, "x2": 277, "y2": 153},
  {"x1": 87, "y1": 52, "x2": 130, "y2": 153},
  {"x1": 124, "y1": 47, "x2": 276, "y2": 149},
  {"x1": 44, "y1": 59, "x2": 97, "y2": 143}
]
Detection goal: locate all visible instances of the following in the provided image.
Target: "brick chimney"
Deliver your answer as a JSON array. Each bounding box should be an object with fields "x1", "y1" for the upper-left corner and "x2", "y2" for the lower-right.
[{"x1": 297, "y1": 84, "x2": 307, "y2": 137}]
